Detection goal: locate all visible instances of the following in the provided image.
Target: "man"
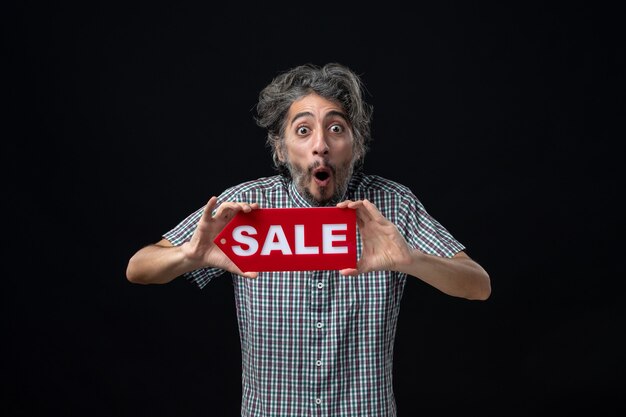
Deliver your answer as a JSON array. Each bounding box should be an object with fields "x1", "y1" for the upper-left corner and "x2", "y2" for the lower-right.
[{"x1": 126, "y1": 63, "x2": 491, "y2": 416}]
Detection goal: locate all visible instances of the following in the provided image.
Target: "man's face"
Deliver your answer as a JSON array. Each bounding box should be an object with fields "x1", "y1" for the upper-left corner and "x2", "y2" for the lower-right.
[{"x1": 280, "y1": 93, "x2": 355, "y2": 206}]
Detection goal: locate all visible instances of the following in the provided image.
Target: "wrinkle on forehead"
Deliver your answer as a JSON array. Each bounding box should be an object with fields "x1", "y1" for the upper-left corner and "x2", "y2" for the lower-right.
[{"x1": 289, "y1": 110, "x2": 349, "y2": 127}]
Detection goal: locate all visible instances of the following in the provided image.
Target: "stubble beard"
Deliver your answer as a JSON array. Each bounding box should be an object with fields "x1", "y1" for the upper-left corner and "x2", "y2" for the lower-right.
[{"x1": 287, "y1": 159, "x2": 355, "y2": 207}]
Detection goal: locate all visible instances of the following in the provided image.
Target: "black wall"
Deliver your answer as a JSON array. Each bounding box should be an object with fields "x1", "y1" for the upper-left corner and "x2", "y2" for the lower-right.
[{"x1": 5, "y1": 2, "x2": 624, "y2": 416}]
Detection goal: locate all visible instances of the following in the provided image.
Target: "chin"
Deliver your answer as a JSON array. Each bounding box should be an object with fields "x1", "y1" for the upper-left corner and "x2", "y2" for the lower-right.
[
  {"x1": 303, "y1": 187, "x2": 333, "y2": 207},
  {"x1": 313, "y1": 187, "x2": 333, "y2": 201}
]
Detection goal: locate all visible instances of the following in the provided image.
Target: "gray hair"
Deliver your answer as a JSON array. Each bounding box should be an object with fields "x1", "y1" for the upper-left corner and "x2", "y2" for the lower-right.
[{"x1": 255, "y1": 63, "x2": 373, "y2": 176}]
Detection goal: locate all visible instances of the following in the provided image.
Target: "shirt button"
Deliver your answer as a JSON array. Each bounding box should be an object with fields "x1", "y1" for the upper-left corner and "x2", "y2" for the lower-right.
[
  {"x1": 317, "y1": 282, "x2": 324, "y2": 289},
  {"x1": 315, "y1": 398, "x2": 322, "y2": 405},
  {"x1": 316, "y1": 360, "x2": 322, "y2": 367},
  {"x1": 316, "y1": 322, "x2": 323, "y2": 329}
]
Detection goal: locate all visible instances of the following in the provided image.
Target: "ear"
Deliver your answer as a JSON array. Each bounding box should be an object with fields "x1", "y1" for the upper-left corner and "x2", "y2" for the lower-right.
[
  {"x1": 351, "y1": 143, "x2": 362, "y2": 164},
  {"x1": 276, "y1": 142, "x2": 286, "y2": 163}
]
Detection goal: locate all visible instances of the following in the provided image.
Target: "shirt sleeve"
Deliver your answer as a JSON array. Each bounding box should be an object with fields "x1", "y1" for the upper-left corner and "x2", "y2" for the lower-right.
[{"x1": 398, "y1": 192, "x2": 466, "y2": 257}]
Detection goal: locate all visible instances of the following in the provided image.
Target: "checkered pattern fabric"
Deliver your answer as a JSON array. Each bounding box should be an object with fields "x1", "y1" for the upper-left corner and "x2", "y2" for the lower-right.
[{"x1": 164, "y1": 172, "x2": 465, "y2": 416}]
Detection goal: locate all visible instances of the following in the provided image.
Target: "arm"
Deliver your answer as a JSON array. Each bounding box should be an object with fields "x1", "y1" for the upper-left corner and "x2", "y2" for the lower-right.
[
  {"x1": 336, "y1": 199, "x2": 491, "y2": 300},
  {"x1": 126, "y1": 197, "x2": 259, "y2": 284}
]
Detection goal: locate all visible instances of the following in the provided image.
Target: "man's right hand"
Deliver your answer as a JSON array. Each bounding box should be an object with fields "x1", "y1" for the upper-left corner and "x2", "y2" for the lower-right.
[{"x1": 181, "y1": 196, "x2": 260, "y2": 279}]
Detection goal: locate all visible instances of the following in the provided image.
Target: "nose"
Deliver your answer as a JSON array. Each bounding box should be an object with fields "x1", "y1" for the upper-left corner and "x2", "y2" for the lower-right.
[{"x1": 312, "y1": 130, "x2": 329, "y2": 156}]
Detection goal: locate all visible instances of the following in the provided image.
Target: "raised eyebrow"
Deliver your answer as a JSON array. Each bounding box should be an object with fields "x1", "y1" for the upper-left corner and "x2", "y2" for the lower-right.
[
  {"x1": 290, "y1": 110, "x2": 349, "y2": 126},
  {"x1": 290, "y1": 111, "x2": 314, "y2": 126},
  {"x1": 325, "y1": 110, "x2": 349, "y2": 124}
]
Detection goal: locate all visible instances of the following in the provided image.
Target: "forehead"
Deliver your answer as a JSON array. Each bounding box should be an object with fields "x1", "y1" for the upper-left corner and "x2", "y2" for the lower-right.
[{"x1": 287, "y1": 93, "x2": 345, "y2": 119}]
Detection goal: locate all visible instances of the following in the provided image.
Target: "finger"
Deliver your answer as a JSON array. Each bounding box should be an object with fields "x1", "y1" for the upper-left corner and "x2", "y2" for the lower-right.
[
  {"x1": 200, "y1": 196, "x2": 218, "y2": 221},
  {"x1": 354, "y1": 202, "x2": 374, "y2": 224},
  {"x1": 361, "y1": 199, "x2": 385, "y2": 223},
  {"x1": 337, "y1": 200, "x2": 370, "y2": 226},
  {"x1": 217, "y1": 201, "x2": 259, "y2": 217},
  {"x1": 231, "y1": 263, "x2": 258, "y2": 279},
  {"x1": 240, "y1": 202, "x2": 260, "y2": 213},
  {"x1": 339, "y1": 268, "x2": 359, "y2": 276},
  {"x1": 240, "y1": 271, "x2": 259, "y2": 279},
  {"x1": 215, "y1": 202, "x2": 247, "y2": 220},
  {"x1": 338, "y1": 199, "x2": 370, "y2": 210}
]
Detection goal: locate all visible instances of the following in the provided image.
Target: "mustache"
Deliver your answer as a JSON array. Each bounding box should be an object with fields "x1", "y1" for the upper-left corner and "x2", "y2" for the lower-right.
[{"x1": 308, "y1": 160, "x2": 336, "y2": 175}]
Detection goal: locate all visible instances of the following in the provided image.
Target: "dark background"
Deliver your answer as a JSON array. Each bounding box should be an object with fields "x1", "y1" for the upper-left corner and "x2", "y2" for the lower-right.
[{"x1": 4, "y1": 2, "x2": 625, "y2": 416}]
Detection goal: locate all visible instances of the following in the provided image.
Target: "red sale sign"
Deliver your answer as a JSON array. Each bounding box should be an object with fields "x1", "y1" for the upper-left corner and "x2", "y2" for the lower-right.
[{"x1": 214, "y1": 207, "x2": 357, "y2": 272}]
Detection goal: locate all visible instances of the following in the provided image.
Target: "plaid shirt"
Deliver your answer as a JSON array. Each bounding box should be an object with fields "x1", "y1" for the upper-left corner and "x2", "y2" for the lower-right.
[{"x1": 164, "y1": 172, "x2": 465, "y2": 417}]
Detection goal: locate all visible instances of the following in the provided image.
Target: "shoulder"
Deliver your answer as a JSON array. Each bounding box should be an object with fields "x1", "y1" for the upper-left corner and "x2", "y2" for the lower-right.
[
  {"x1": 223, "y1": 175, "x2": 286, "y2": 193},
  {"x1": 217, "y1": 175, "x2": 287, "y2": 203},
  {"x1": 349, "y1": 172, "x2": 423, "y2": 221},
  {"x1": 350, "y1": 172, "x2": 416, "y2": 199}
]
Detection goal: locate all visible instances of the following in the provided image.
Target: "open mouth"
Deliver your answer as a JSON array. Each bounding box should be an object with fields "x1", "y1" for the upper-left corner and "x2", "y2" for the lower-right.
[
  {"x1": 312, "y1": 167, "x2": 332, "y2": 185},
  {"x1": 315, "y1": 171, "x2": 330, "y2": 181}
]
